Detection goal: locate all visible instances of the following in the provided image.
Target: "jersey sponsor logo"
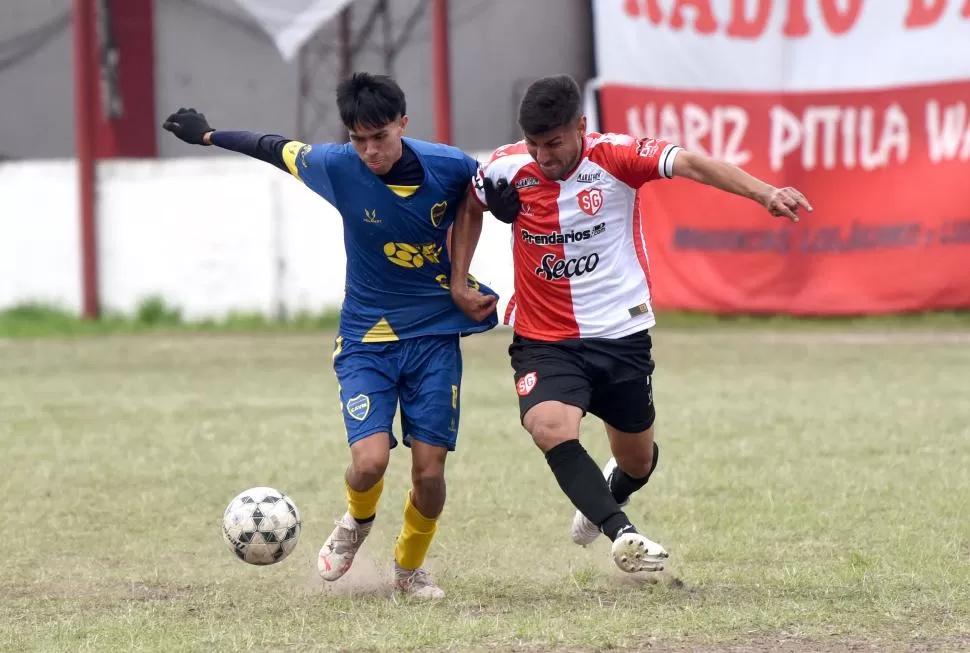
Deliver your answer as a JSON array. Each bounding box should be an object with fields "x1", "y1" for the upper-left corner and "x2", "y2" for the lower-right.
[
  {"x1": 364, "y1": 208, "x2": 381, "y2": 224},
  {"x1": 384, "y1": 242, "x2": 442, "y2": 268},
  {"x1": 515, "y1": 176, "x2": 540, "y2": 189},
  {"x1": 346, "y1": 394, "x2": 370, "y2": 421},
  {"x1": 520, "y1": 222, "x2": 606, "y2": 246},
  {"x1": 577, "y1": 188, "x2": 604, "y2": 216},
  {"x1": 576, "y1": 170, "x2": 602, "y2": 183},
  {"x1": 430, "y1": 201, "x2": 448, "y2": 227},
  {"x1": 535, "y1": 252, "x2": 600, "y2": 280},
  {"x1": 516, "y1": 372, "x2": 538, "y2": 396},
  {"x1": 628, "y1": 303, "x2": 650, "y2": 317}
]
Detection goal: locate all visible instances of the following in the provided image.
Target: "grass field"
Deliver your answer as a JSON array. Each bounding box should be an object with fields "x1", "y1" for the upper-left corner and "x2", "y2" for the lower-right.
[{"x1": 2, "y1": 326, "x2": 969, "y2": 652}]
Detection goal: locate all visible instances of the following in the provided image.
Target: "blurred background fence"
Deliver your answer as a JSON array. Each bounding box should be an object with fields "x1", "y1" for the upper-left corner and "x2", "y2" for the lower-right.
[{"x1": 1, "y1": 0, "x2": 968, "y2": 321}]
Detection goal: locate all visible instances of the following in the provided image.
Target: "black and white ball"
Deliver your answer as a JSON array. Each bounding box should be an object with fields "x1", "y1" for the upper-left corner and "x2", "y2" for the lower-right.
[{"x1": 222, "y1": 487, "x2": 301, "y2": 565}]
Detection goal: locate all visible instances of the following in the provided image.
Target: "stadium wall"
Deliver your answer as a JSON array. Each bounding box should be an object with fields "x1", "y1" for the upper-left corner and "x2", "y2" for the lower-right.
[
  {"x1": 0, "y1": 156, "x2": 515, "y2": 318},
  {"x1": 0, "y1": 0, "x2": 593, "y2": 160}
]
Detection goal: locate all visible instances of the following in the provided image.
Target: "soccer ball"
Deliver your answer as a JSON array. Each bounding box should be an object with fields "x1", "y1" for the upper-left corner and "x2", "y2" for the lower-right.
[{"x1": 221, "y1": 486, "x2": 302, "y2": 565}]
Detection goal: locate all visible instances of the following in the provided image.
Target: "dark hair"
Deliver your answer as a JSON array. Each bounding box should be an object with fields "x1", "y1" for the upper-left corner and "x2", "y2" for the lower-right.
[
  {"x1": 336, "y1": 72, "x2": 407, "y2": 130},
  {"x1": 518, "y1": 74, "x2": 582, "y2": 135}
]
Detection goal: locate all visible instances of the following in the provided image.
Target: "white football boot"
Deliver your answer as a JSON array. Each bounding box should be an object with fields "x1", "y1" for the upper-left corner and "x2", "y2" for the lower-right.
[
  {"x1": 394, "y1": 562, "x2": 446, "y2": 600},
  {"x1": 571, "y1": 457, "x2": 626, "y2": 546},
  {"x1": 611, "y1": 530, "x2": 668, "y2": 573},
  {"x1": 317, "y1": 512, "x2": 372, "y2": 581}
]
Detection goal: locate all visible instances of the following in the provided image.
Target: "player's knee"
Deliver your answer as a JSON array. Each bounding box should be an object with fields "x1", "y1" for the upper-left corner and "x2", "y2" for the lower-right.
[
  {"x1": 616, "y1": 439, "x2": 658, "y2": 479},
  {"x1": 526, "y1": 415, "x2": 576, "y2": 452},
  {"x1": 411, "y1": 467, "x2": 445, "y2": 500},
  {"x1": 617, "y1": 451, "x2": 653, "y2": 479},
  {"x1": 350, "y1": 446, "x2": 390, "y2": 484}
]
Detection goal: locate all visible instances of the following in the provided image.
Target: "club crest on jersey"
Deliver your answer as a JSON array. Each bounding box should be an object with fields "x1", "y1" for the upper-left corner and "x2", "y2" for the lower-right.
[
  {"x1": 577, "y1": 188, "x2": 604, "y2": 216},
  {"x1": 346, "y1": 394, "x2": 370, "y2": 421},
  {"x1": 636, "y1": 138, "x2": 660, "y2": 158},
  {"x1": 430, "y1": 201, "x2": 448, "y2": 227},
  {"x1": 516, "y1": 372, "x2": 538, "y2": 396}
]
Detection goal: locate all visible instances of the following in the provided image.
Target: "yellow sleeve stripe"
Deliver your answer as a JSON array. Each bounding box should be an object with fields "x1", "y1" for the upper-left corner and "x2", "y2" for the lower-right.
[{"x1": 282, "y1": 141, "x2": 307, "y2": 179}]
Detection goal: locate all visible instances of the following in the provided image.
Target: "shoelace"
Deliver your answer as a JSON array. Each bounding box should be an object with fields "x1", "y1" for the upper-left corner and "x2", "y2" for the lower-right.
[
  {"x1": 328, "y1": 520, "x2": 360, "y2": 552},
  {"x1": 400, "y1": 567, "x2": 433, "y2": 588}
]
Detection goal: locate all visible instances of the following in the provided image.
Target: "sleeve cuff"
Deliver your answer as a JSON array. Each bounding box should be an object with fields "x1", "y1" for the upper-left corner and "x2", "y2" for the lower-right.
[{"x1": 660, "y1": 144, "x2": 682, "y2": 179}]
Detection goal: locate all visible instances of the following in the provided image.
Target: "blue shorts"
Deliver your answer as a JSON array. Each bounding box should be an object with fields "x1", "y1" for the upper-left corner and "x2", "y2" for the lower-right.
[{"x1": 331, "y1": 334, "x2": 462, "y2": 450}]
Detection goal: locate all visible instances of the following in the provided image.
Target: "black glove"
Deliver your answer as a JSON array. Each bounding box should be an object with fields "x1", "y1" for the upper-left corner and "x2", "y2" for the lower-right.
[
  {"x1": 162, "y1": 108, "x2": 213, "y2": 145},
  {"x1": 482, "y1": 177, "x2": 521, "y2": 224}
]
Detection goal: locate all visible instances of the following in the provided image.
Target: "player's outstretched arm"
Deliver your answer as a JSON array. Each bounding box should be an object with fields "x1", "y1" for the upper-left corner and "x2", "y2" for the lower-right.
[
  {"x1": 671, "y1": 150, "x2": 813, "y2": 223},
  {"x1": 449, "y1": 193, "x2": 497, "y2": 322},
  {"x1": 162, "y1": 108, "x2": 295, "y2": 174}
]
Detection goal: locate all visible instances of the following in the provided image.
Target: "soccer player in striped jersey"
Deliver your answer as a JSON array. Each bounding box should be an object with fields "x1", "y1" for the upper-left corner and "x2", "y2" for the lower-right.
[{"x1": 453, "y1": 74, "x2": 811, "y2": 575}]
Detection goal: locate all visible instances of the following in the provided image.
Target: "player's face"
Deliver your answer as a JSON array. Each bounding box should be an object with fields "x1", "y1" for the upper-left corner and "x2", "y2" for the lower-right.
[
  {"x1": 350, "y1": 116, "x2": 408, "y2": 175},
  {"x1": 524, "y1": 117, "x2": 586, "y2": 180}
]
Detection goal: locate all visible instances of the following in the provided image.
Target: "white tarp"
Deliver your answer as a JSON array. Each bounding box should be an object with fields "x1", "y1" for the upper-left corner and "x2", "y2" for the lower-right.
[
  {"x1": 232, "y1": 0, "x2": 357, "y2": 60},
  {"x1": 592, "y1": 0, "x2": 970, "y2": 92}
]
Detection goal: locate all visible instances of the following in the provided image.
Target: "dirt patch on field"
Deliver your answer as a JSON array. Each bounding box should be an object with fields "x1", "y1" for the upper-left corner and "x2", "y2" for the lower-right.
[{"x1": 307, "y1": 553, "x2": 395, "y2": 598}]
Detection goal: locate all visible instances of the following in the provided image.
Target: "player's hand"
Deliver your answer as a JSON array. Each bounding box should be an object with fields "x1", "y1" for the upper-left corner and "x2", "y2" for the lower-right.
[
  {"x1": 482, "y1": 177, "x2": 521, "y2": 224},
  {"x1": 763, "y1": 186, "x2": 813, "y2": 223},
  {"x1": 451, "y1": 284, "x2": 497, "y2": 323},
  {"x1": 162, "y1": 108, "x2": 213, "y2": 146}
]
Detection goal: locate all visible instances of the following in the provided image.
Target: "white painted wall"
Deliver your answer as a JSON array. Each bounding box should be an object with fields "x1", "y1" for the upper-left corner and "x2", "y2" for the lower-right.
[{"x1": 0, "y1": 156, "x2": 515, "y2": 319}]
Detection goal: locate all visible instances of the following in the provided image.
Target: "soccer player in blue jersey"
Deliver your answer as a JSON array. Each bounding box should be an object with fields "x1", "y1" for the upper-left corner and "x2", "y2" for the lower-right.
[{"x1": 163, "y1": 73, "x2": 499, "y2": 600}]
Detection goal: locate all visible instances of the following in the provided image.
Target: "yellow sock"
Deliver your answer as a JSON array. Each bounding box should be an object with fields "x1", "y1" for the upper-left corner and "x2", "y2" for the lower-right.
[
  {"x1": 393, "y1": 493, "x2": 439, "y2": 570},
  {"x1": 346, "y1": 476, "x2": 384, "y2": 522}
]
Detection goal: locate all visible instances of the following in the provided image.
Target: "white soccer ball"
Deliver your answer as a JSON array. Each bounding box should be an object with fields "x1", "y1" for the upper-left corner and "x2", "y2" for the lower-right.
[{"x1": 222, "y1": 486, "x2": 302, "y2": 565}]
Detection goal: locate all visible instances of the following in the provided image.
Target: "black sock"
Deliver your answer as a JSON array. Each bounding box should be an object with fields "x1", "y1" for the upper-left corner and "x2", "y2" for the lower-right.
[
  {"x1": 608, "y1": 441, "x2": 659, "y2": 505},
  {"x1": 544, "y1": 440, "x2": 637, "y2": 541}
]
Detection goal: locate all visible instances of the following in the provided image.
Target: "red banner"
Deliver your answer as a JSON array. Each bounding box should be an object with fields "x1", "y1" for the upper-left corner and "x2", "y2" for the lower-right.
[{"x1": 598, "y1": 81, "x2": 970, "y2": 314}]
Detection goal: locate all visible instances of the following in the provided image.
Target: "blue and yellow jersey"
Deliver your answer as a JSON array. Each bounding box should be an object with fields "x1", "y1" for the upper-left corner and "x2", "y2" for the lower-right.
[{"x1": 279, "y1": 137, "x2": 498, "y2": 343}]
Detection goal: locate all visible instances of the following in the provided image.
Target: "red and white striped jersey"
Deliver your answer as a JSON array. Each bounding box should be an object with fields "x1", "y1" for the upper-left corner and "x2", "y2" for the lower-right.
[{"x1": 473, "y1": 132, "x2": 681, "y2": 341}]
